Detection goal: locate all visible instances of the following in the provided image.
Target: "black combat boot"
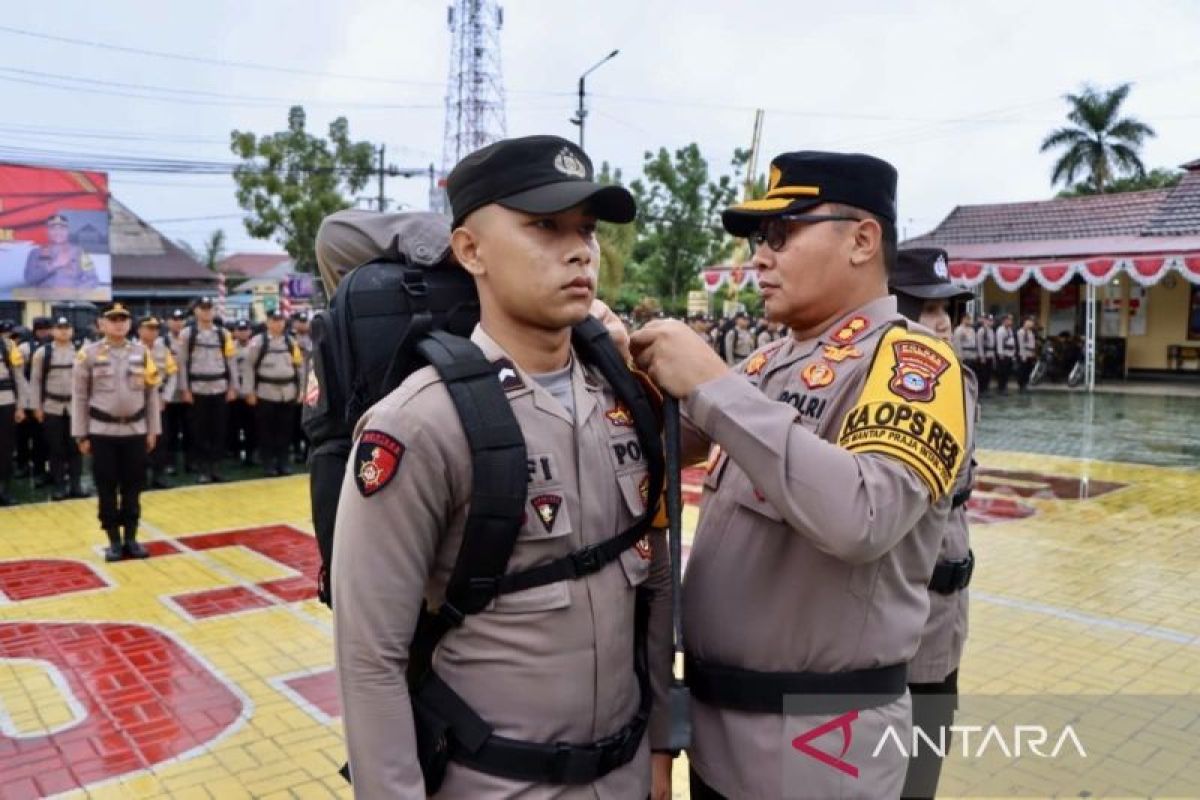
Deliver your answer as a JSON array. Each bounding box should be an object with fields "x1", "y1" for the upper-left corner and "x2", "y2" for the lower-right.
[
  {"x1": 104, "y1": 528, "x2": 124, "y2": 562},
  {"x1": 122, "y1": 524, "x2": 149, "y2": 559}
]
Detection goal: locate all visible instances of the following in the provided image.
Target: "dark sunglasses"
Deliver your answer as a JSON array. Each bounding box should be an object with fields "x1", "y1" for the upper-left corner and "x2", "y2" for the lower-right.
[{"x1": 748, "y1": 213, "x2": 864, "y2": 252}]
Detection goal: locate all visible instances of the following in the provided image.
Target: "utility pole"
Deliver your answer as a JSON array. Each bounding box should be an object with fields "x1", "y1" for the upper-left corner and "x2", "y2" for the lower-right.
[
  {"x1": 569, "y1": 49, "x2": 619, "y2": 149},
  {"x1": 377, "y1": 145, "x2": 387, "y2": 212}
]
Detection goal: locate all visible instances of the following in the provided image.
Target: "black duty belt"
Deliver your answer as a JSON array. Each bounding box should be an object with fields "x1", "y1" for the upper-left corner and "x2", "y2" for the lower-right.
[
  {"x1": 684, "y1": 655, "x2": 907, "y2": 715},
  {"x1": 188, "y1": 372, "x2": 227, "y2": 381},
  {"x1": 951, "y1": 488, "x2": 972, "y2": 509},
  {"x1": 255, "y1": 375, "x2": 296, "y2": 385},
  {"x1": 46, "y1": 392, "x2": 72, "y2": 402},
  {"x1": 0, "y1": 379, "x2": 13, "y2": 391},
  {"x1": 928, "y1": 550, "x2": 974, "y2": 595},
  {"x1": 89, "y1": 407, "x2": 146, "y2": 424}
]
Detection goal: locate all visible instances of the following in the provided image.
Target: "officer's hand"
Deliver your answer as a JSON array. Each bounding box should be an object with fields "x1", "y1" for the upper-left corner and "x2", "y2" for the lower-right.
[
  {"x1": 650, "y1": 753, "x2": 672, "y2": 800},
  {"x1": 34, "y1": 409, "x2": 45, "y2": 423},
  {"x1": 181, "y1": 390, "x2": 194, "y2": 405},
  {"x1": 13, "y1": 407, "x2": 25, "y2": 424},
  {"x1": 590, "y1": 298, "x2": 630, "y2": 362},
  {"x1": 77, "y1": 438, "x2": 90, "y2": 456},
  {"x1": 245, "y1": 394, "x2": 257, "y2": 407},
  {"x1": 630, "y1": 319, "x2": 729, "y2": 399},
  {"x1": 225, "y1": 388, "x2": 237, "y2": 403},
  {"x1": 145, "y1": 434, "x2": 157, "y2": 453}
]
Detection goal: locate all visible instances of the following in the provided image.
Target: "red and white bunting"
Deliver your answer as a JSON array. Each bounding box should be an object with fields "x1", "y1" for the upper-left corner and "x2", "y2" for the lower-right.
[
  {"x1": 701, "y1": 265, "x2": 759, "y2": 293},
  {"x1": 947, "y1": 253, "x2": 1200, "y2": 292}
]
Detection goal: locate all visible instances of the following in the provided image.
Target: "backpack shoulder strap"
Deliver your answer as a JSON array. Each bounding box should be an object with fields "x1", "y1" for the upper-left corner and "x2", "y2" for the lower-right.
[
  {"x1": 415, "y1": 330, "x2": 528, "y2": 622},
  {"x1": 38, "y1": 341, "x2": 54, "y2": 399}
]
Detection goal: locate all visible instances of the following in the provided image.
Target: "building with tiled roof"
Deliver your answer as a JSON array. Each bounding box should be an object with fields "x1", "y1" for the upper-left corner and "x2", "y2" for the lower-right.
[
  {"x1": 904, "y1": 159, "x2": 1200, "y2": 375},
  {"x1": 216, "y1": 252, "x2": 292, "y2": 280}
]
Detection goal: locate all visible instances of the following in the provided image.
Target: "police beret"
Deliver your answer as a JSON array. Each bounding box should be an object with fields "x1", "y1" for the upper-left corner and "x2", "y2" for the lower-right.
[
  {"x1": 891, "y1": 248, "x2": 973, "y2": 302},
  {"x1": 723, "y1": 151, "x2": 898, "y2": 236},
  {"x1": 446, "y1": 135, "x2": 636, "y2": 228}
]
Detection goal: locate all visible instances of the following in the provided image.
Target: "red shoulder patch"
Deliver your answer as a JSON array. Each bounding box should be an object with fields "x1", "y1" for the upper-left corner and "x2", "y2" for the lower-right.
[
  {"x1": 354, "y1": 431, "x2": 405, "y2": 497},
  {"x1": 531, "y1": 494, "x2": 563, "y2": 533}
]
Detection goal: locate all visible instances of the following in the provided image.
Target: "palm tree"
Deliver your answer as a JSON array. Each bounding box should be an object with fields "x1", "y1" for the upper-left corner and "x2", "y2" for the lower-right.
[{"x1": 1040, "y1": 83, "x2": 1156, "y2": 193}]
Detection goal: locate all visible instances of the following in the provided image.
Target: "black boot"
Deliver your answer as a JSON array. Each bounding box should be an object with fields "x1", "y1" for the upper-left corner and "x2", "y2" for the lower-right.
[
  {"x1": 104, "y1": 528, "x2": 124, "y2": 562},
  {"x1": 0, "y1": 480, "x2": 14, "y2": 507},
  {"x1": 123, "y1": 525, "x2": 149, "y2": 559}
]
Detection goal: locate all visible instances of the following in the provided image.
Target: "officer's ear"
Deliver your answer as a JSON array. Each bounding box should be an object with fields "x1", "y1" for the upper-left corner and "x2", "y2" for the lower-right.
[
  {"x1": 847, "y1": 215, "x2": 883, "y2": 270},
  {"x1": 450, "y1": 213, "x2": 487, "y2": 279}
]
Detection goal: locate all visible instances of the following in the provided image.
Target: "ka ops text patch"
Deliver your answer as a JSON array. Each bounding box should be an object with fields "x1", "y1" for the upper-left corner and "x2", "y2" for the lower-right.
[{"x1": 837, "y1": 326, "x2": 967, "y2": 501}]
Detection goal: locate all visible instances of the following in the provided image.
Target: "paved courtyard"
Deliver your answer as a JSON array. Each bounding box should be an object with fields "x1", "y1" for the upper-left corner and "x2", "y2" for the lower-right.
[{"x1": 0, "y1": 391, "x2": 1198, "y2": 798}]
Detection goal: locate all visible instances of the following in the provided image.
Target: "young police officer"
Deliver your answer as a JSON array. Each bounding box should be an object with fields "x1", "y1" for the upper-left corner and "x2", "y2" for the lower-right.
[
  {"x1": 890, "y1": 248, "x2": 978, "y2": 800},
  {"x1": 243, "y1": 310, "x2": 303, "y2": 476},
  {"x1": 72, "y1": 303, "x2": 161, "y2": 561},
  {"x1": 30, "y1": 317, "x2": 86, "y2": 500},
  {"x1": 0, "y1": 322, "x2": 30, "y2": 506},
  {"x1": 631, "y1": 152, "x2": 970, "y2": 799},
  {"x1": 332, "y1": 135, "x2": 674, "y2": 799},
  {"x1": 177, "y1": 297, "x2": 238, "y2": 483}
]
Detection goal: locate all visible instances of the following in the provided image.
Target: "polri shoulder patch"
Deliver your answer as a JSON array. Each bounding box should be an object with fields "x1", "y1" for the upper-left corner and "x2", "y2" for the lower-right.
[
  {"x1": 303, "y1": 369, "x2": 320, "y2": 407},
  {"x1": 837, "y1": 327, "x2": 966, "y2": 501},
  {"x1": 354, "y1": 430, "x2": 405, "y2": 497}
]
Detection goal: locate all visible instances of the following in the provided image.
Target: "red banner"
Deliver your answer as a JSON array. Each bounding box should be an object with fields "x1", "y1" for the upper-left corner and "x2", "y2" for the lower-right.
[{"x1": 0, "y1": 164, "x2": 112, "y2": 302}]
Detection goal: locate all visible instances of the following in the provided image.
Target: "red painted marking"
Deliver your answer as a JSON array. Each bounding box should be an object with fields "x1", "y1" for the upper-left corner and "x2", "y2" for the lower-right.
[
  {"x1": 966, "y1": 495, "x2": 1038, "y2": 525},
  {"x1": 164, "y1": 526, "x2": 320, "y2": 617},
  {"x1": 0, "y1": 622, "x2": 242, "y2": 793},
  {"x1": 141, "y1": 540, "x2": 182, "y2": 558},
  {"x1": 171, "y1": 586, "x2": 272, "y2": 619},
  {"x1": 284, "y1": 670, "x2": 341, "y2": 719},
  {"x1": 0, "y1": 560, "x2": 106, "y2": 601}
]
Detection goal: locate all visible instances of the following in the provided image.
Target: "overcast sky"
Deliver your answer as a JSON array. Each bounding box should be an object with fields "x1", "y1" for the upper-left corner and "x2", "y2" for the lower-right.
[{"x1": 2, "y1": 0, "x2": 1198, "y2": 256}]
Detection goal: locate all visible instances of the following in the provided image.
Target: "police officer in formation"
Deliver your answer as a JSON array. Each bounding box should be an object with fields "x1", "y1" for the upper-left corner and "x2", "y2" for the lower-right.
[
  {"x1": 975, "y1": 313, "x2": 996, "y2": 393},
  {"x1": 994, "y1": 313, "x2": 1017, "y2": 394},
  {"x1": 29, "y1": 317, "x2": 88, "y2": 500},
  {"x1": 72, "y1": 303, "x2": 161, "y2": 561},
  {"x1": 137, "y1": 315, "x2": 179, "y2": 489},
  {"x1": 631, "y1": 151, "x2": 971, "y2": 798},
  {"x1": 331, "y1": 135, "x2": 675, "y2": 798},
  {"x1": 162, "y1": 308, "x2": 191, "y2": 474},
  {"x1": 1017, "y1": 316, "x2": 1038, "y2": 392},
  {"x1": 15, "y1": 316, "x2": 51, "y2": 486},
  {"x1": 953, "y1": 312, "x2": 978, "y2": 371},
  {"x1": 177, "y1": 297, "x2": 238, "y2": 483},
  {"x1": 243, "y1": 309, "x2": 303, "y2": 476},
  {"x1": 889, "y1": 248, "x2": 978, "y2": 800},
  {"x1": 0, "y1": 321, "x2": 30, "y2": 506},
  {"x1": 289, "y1": 310, "x2": 313, "y2": 465},
  {"x1": 229, "y1": 319, "x2": 257, "y2": 466},
  {"x1": 722, "y1": 312, "x2": 756, "y2": 365}
]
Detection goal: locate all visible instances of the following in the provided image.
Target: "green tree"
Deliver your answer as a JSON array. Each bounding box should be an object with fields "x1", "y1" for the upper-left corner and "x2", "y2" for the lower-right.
[
  {"x1": 1056, "y1": 167, "x2": 1182, "y2": 197},
  {"x1": 629, "y1": 144, "x2": 749, "y2": 313},
  {"x1": 595, "y1": 162, "x2": 637, "y2": 301},
  {"x1": 175, "y1": 230, "x2": 225, "y2": 270},
  {"x1": 1040, "y1": 83, "x2": 1156, "y2": 193},
  {"x1": 231, "y1": 106, "x2": 375, "y2": 272}
]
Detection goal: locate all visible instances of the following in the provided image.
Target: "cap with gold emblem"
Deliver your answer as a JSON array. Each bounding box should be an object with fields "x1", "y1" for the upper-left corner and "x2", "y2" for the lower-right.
[
  {"x1": 138, "y1": 315, "x2": 161, "y2": 328},
  {"x1": 723, "y1": 151, "x2": 898, "y2": 237},
  {"x1": 446, "y1": 134, "x2": 636, "y2": 228},
  {"x1": 101, "y1": 303, "x2": 131, "y2": 320}
]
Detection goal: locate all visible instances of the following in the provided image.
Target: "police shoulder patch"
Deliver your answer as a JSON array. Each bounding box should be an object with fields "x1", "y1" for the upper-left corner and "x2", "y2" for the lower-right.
[
  {"x1": 837, "y1": 326, "x2": 966, "y2": 501},
  {"x1": 354, "y1": 430, "x2": 405, "y2": 497}
]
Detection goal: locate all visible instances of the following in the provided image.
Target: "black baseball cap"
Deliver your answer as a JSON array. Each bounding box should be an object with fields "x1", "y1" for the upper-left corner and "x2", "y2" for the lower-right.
[
  {"x1": 234, "y1": 319, "x2": 250, "y2": 330},
  {"x1": 267, "y1": 309, "x2": 285, "y2": 320},
  {"x1": 446, "y1": 135, "x2": 636, "y2": 228},
  {"x1": 31, "y1": 316, "x2": 52, "y2": 330},
  {"x1": 291, "y1": 310, "x2": 309, "y2": 323},
  {"x1": 195, "y1": 297, "x2": 214, "y2": 309},
  {"x1": 53, "y1": 316, "x2": 71, "y2": 327},
  {"x1": 892, "y1": 248, "x2": 972, "y2": 301},
  {"x1": 723, "y1": 151, "x2": 898, "y2": 237},
  {"x1": 170, "y1": 308, "x2": 186, "y2": 320}
]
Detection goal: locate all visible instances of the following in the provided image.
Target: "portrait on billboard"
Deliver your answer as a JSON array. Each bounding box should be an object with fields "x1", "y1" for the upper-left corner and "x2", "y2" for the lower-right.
[{"x1": 0, "y1": 165, "x2": 112, "y2": 302}]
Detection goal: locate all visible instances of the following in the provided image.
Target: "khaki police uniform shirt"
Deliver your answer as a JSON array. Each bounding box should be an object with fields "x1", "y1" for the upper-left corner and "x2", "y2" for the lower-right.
[
  {"x1": 18, "y1": 342, "x2": 38, "y2": 409},
  {"x1": 0, "y1": 339, "x2": 30, "y2": 408},
  {"x1": 979, "y1": 325, "x2": 996, "y2": 363},
  {"x1": 233, "y1": 339, "x2": 252, "y2": 398},
  {"x1": 1018, "y1": 328, "x2": 1038, "y2": 360},
  {"x1": 30, "y1": 342, "x2": 79, "y2": 416},
  {"x1": 996, "y1": 326, "x2": 1017, "y2": 359},
  {"x1": 953, "y1": 323, "x2": 978, "y2": 362},
  {"x1": 723, "y1": 327, "x2": 755, "y2": 365},
  {"x1": 680, "y1": 295, "x2": 970, "y2": 800},
  {"x1": 165, "y1": 331, "x2": 187, "y2": 403},
  {"x1": 178, "y1": 325, "x2": 238, "y2": 395},
  {"x1": 71, "y1": 340, "x2": 162, "y2": 438},
  {"x1": 333, "y1": 326, "x2": 673, "y2": 800},
  {"x1": 243, "y1": 333, "x2": 302, "y2": 403},
  {"x1": 148, "y1": 339, "x2": 179, "y2": 405},
  {"x1": 909, "y1": 370, "x2": 978, "y2": 684}
]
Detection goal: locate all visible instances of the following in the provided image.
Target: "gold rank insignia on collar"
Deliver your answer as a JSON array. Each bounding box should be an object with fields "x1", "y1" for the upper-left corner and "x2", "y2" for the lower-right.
[{"x1": 822, "y1": 344, "x2": 864, "y2": 363}]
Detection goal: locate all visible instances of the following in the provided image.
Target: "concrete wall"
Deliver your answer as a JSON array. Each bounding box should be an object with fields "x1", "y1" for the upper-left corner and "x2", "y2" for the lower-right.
[{"x1": 1125, "y1": 277, "x2": 1195, "y2": 370}]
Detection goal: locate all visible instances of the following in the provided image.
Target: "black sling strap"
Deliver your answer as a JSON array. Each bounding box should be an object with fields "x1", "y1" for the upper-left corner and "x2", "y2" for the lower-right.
[
  {"x1": 186, "y1": 323, "x2": 231, "y2": 383},
  {"x1": 253, "y1": 332, "x2": 301, "y2": 394}
]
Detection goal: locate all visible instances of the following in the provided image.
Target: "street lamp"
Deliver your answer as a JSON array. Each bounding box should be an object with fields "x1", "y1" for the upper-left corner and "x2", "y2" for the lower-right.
[{"x1": 569, "y1": 49, "x2": 620, "y2": 150}]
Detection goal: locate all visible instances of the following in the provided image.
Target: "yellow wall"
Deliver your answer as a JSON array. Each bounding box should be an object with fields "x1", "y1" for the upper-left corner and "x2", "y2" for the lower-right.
[
  {"x1": 981, "y1": 285, "x2": 1020, "y2": 316},
  {"x1": 1125, "y1": 277, "x2": 1194, "y2": 370}
]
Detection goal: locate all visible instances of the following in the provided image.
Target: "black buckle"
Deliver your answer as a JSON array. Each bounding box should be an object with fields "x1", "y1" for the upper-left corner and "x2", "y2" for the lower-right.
[
  {"x1": 550, "y1": 741, "x2": 603, "y2": 785},
  {"x1": 957, "y1": 550, "x2": 975, "y2": 589},
  {"x1": 569, "y1": 543, "x2": 603, "y2": 577},
  {"x1": 435, "y1": 601, "x2": 466, "y2": 627}
]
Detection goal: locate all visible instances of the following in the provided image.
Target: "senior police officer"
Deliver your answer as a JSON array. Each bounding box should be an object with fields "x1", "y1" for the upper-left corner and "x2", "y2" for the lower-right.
[
  {"x1": 23, "y1": 213, "x2": 98, "y2": 289},
  {"x1": 631, "y1": 152, "x2": 970, "y2": 799},
  {"x1": 72, "y1": 303, "x2": 161, "y2": 561},
  {"x1": 177, "y1": 298, "x2": 238, "y2": 483},
  {"x1": 0, "y1": 321, "x2": 31, "y2": 505},
  {"x1": 30, "y1": 317, "x2": 87, "y2": 500},
  {"x1": 137, "y1": 316, "x2": 179, "y2": 489},
  {"x1": 243, "y1": 310, "x2": 303, "y2": 477},
  {"x1": 332, "y1": 135, "x2": 675, "y2": 799},
  {"x1": 890, "y1": 248, "x2": 978, "y2": 800}
]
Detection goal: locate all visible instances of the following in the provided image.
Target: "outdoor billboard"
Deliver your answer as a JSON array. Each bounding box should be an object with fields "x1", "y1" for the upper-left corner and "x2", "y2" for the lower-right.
[{"x1": 0, "y1": 164, "x2": 112, "y2": 302}]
